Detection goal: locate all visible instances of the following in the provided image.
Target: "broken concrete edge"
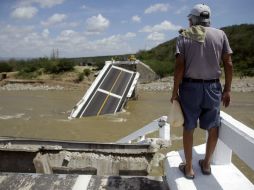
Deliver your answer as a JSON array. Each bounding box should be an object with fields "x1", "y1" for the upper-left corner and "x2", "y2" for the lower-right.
[
  {"x1": 1, "y1": 146, "x2": 155, "y2": 176},
  {"x1": 0, "y1": 138, "x2": 160, "y2": 154}
]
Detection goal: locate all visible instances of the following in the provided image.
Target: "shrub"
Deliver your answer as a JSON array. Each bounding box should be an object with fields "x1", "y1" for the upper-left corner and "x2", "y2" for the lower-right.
[
  {"x1": 143, "y1": 59, "x2": 174, "y2": 78},
  {"x1": 83, "y1": 68, "x2": 91, "y2": 77},
  {"x1": 16, "y1": 70, "x2": 39, "y2": 79},
  {"x1": 76, "y1": 73, "x2": 84, "y2": 82},
  {"x1": 93, "y1": 61, "x2": 104, "y2": 70},
  {"x1": 56, "y1": 59, "x2": 75, "y2": 72},
  {"x1": 0, "y1": 62, "x2": 13, "y2": 72},
  {"x1": 44, "y1": 59, "x2": 75, "y2": 74}
]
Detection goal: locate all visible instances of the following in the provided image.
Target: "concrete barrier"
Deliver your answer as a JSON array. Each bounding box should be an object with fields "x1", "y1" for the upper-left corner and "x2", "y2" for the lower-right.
[
  {"x1": 0, "y1": 139, "x2": 157, "y2": 176},
  {"x1": 164, "y1": 111, "x2": 254, "y2": 190}
]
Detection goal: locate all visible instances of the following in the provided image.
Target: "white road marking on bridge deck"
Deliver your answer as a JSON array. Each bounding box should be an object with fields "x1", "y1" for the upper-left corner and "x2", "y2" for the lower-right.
[
  {"x1": 112, "y1": 65, "x2": 133, "y2": 74},
  {"x1": 115, "y1": 73, "x2": 133, "y2": 113},
  {"x1": 72, "y1": 175, "x2": 92, "y2": 190},
  {"x1": 97, "y1": 88, "x2": 122, "y2": 99},
  {"x1": 97, "y1": 70, "x2": 123, "y2": 116},
  {"x1": 79, "y1": 66, "x2": 114, "y2": 117},
  {"x1": 72, "y1": 63, "x2": 112, "y2": 118}
]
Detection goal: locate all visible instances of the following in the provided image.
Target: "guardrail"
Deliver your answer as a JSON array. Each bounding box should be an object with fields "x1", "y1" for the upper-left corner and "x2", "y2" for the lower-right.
[
  {"x1": 116, "y1": 116, "x2": 170, "y2": 143},
  {"x1": 164, "y1": 111, "x2": 254, "y2": 190},
  {"x1": 118, "y1": 111, "x2": 254, "y2": 175},
  {"x1": 212, "y1": 111, "x2": 254, "y2": 170}
]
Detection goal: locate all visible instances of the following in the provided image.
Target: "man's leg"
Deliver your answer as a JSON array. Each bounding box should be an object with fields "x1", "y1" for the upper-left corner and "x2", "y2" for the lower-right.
[
  {"x1": 183, "y1": 128, "x2": 195, "y2": 176},
  {"x1": 200, "y1": 82, "x2": 221, "y2": 172},
  {"x1": 203, "y1": 127, "x2": 219, "y2": 171}
]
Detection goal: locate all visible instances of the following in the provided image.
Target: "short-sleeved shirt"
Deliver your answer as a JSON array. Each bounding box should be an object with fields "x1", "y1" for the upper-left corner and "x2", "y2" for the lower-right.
[{"x1": 176, "y1": 27, "x2": 233, "y2": 79}]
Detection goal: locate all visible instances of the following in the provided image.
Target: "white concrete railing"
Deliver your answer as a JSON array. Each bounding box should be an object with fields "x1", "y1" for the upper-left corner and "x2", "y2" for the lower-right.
[
  {"x1": 117, "y1": 111, "x2": 254, "y2": 171},
  {"x1": 211, "y1": 111, "x2": 254, "y2": 170},
  {"x1": 164, "y1": 111, "x2": 254, "y2": 190},
  {"x1": 116, "y1": 116, "x2": 170, "y2": 143}
]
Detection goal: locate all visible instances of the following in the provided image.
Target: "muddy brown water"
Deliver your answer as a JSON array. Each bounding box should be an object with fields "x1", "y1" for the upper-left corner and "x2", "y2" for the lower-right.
[{"x1": 0, "y1": 89, "x2": 253, "y2": 182}]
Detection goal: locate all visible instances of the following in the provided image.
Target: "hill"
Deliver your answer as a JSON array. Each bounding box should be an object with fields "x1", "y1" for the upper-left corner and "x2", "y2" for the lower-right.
[{"x1": 136, "y1": 24, "x2": 254, "y2": 77}]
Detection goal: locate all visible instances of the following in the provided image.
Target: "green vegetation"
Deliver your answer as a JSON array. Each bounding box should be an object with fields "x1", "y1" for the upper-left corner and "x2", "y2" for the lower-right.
[
  {"x1": 76, "y1": 72, "x2": 85, "y2": 83},
  {"x1": 0, "y1": 57, "x2": 75, "y2": 79},
  {"x1": 83, "y1": 68, "x2": 91, "y2": 77},
  {"x1": 0, "y1": 62, "x2": 13, "y2": 73},
  {"x1": 222, "y1": 24, "x2": 254, "y2": 76},
  {"x1": 136, "y1": 39, "x2": 176, "y2": 77},
  {"x1": 75, "y1": 68, "x2": 91, "y2": 83},
  {"x1": 44, "y1": 59, "x2": 75, "y2": 74},
  {"x1": 136, "y1": 24, "x2": 254, "y2": 77},
  {"x1": 0, "y1": 54, "x2": 131, "y2": 79}
]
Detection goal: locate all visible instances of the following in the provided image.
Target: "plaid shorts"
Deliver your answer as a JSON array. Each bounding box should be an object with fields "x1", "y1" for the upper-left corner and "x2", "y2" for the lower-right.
[{"x1": 179, "y1": 81, "x2": 222, "y2": 130}]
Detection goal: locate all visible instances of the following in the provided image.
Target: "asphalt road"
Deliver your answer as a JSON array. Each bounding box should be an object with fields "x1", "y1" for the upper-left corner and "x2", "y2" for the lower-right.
[{"x1": 79, "y1": 66, "x2": 135, "y2": 117}]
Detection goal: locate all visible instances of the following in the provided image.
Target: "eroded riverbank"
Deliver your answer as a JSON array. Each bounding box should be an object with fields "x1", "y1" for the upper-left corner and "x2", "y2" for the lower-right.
[{"x1": 1, "y1": 76, "x2": 254, "y2": 92}]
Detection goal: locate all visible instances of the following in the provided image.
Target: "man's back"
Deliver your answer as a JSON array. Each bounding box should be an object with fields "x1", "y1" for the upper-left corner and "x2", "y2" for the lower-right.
[{"x1": 177, "y1": 27, "x2": 232, "y2": 79}]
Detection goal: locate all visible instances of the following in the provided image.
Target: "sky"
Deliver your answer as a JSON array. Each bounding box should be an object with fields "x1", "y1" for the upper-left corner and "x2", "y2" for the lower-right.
[{"x1": 0, "y1": 0, "x2": 253, "y2": 59}]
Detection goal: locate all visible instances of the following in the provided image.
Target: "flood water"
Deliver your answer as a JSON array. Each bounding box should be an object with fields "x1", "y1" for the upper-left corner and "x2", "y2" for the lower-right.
[{"x1": 0, "y1": 89, "x2": 253, "y2": 182}]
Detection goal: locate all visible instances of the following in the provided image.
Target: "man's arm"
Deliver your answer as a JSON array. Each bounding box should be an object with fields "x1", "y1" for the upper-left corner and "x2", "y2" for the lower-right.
[
  {"x1": 171, "y1": 54, "x2": 185, "y2": 103},
  {"x1": 222, "y1": 53, "x2": 233, "y2": 107}
]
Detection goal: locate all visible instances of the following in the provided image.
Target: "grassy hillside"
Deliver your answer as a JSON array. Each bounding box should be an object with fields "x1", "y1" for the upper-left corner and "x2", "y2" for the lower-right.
[
  {"x1": 222, "y1": 24, "x2": 254, "y2": 76},
  {"x1": 136, "y1": 24, "x2": 254, "y2": 77},
  {"x1": 136, "y1": 39, "x2": 176, "y2": 77}
]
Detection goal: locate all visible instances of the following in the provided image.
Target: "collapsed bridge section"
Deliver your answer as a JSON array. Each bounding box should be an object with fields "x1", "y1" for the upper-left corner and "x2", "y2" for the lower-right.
[{"x1": 70, "y1": 62, "x2": 139, "y2": 118}]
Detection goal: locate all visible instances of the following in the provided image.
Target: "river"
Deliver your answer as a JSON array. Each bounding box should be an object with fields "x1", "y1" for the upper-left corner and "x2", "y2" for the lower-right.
[{"x1": 0, "y1": 89, "x2": 253, "y2": 182}]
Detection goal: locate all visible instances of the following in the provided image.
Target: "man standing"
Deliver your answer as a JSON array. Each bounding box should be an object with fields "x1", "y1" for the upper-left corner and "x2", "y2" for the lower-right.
[{"x1": 171, "y1": 4, "x2": 233, "y2": 179}]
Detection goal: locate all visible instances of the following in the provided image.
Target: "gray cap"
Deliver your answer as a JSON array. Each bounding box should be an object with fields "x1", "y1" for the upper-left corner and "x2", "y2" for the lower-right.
[
  {"x1": 188, "y1": 4, "x2": 211, "y2": 25},
  {"x1": 188, "y1": 4, "x2": 211, "y2": 20}
]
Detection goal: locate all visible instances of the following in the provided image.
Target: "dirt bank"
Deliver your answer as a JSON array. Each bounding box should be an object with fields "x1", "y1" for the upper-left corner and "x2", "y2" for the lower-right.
[{"x1": 138, "y1": 77, "x2": 254, "y2": 92}]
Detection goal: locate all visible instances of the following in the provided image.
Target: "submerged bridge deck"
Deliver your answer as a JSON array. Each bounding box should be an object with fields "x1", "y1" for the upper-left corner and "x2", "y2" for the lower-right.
[{"x1": 70, "y1": 62, "x2": 139, "y2": 118}]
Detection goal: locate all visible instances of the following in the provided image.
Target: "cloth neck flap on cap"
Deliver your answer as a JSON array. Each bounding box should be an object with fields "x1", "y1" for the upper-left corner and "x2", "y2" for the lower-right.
[{"x1": 180, "y1": 25, "x2": 206, "y2": 43}]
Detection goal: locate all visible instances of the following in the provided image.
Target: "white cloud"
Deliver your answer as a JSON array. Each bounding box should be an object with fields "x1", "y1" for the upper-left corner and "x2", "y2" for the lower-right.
[
  {"x1": 140, "y1": 20, "x2": 181, "y2": 33},
  {"x1": 0, "y1": 24, "x2": 137, "y2": 58},
  {"x1": 11, "y1": 6, "x2": 38, "y2": 19},
  {"x1": 37, "y1": 0, "x2": 65, "y2": 8},
  {"x1": 93, "y1": 32, "x2": 136, "y2": 54},
  {"x1": 57, "y1": 30, "x2": 77, "y2": 41},
  {"x1": 0, "y1": 25, "x2": 49, "y2": 57},
  {"x1": 42, "y1": 29, "x2": 50, "y2": 38},
  {"x1": 41, "y1": 13, "x2": 67, "y2": 27},
  {"x1": 81, "y1": 5, "x2": 87, "y2": 9},
  {"x1": 96, "y1": 32, "x2": 136, "y2": 46},
  {"x1": 175, "y1": 5, "x2": 188, "y2": 14},
  {"x1": 86, "y1": 14, "x2": 110, "y2": 34},
  {"x1": 60, "y1": 30, "x2": 76, "y2": 37},
  {"x1": 16, "y1": 0, "x2": 65, "y2": 8},
  {"x1": 147, "y1": 32, "x2": 165, "y2": 42},
  {"x1": 121, "y1": 20, "x2": 128, "y2": 24},
  {"x1": 145, "y1": 3, "x2": 170, "y2": 14},
  {"x1": 132, "y1": 15, "x2": 141, "y2": 23},
  {"x1": 125, "y1": 32, "x2": 136, "y2": 38}
]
